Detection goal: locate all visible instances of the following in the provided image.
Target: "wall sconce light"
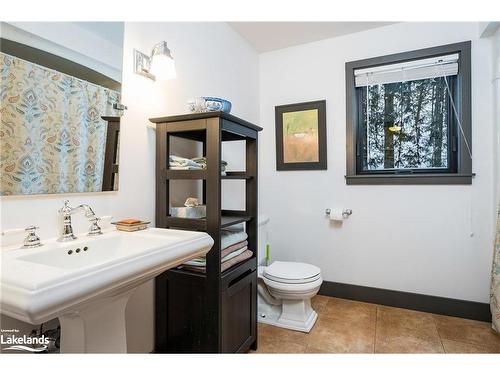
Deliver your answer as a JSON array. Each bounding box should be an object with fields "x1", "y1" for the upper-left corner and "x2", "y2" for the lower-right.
[{"x1": 134, "y1": 41, "x2": 176, "y2": 81}]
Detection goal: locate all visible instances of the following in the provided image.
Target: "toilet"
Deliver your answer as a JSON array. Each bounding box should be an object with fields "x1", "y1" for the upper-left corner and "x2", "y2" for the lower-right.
[{"x1": 257, "y1": 215, "x2": 323, "y2": 332}]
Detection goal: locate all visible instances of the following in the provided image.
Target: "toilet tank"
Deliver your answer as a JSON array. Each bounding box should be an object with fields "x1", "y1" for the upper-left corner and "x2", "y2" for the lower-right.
[{"x1": 257, "y1": 215, "x2": 270, "y2": 265}]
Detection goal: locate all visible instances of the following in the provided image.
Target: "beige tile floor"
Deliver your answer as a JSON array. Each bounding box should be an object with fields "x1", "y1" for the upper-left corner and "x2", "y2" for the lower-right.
[{"x1": 251, "y1": 295, "x2": 500, "y2": 354}]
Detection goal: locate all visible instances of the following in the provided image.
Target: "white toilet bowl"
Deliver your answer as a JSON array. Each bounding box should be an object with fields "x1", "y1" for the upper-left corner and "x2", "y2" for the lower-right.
[{"x1": 257, "y1": 261, "x2": 323, "y2": 332}]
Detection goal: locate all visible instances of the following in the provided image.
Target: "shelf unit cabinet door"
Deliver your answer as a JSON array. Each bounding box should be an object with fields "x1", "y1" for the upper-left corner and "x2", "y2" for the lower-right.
[
  {"x1": 155, "y1": 272, "x2": 214, "y2": 353},
  {"x1": 221, "y1": 270, "x2": 257, "y2": 353}
]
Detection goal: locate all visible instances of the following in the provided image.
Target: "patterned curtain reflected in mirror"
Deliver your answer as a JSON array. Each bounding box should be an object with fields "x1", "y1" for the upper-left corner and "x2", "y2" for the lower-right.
[{"x1": 0, "y1": 53, "x2": 121, "y2": 195}]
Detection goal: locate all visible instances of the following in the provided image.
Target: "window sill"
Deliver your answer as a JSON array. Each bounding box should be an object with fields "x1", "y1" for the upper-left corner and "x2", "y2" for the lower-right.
[{"x1": 345, "y1": 173, "x2": 473, "y2": 185}]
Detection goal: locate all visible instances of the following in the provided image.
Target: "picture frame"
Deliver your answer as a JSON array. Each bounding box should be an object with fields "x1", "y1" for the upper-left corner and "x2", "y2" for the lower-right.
[{"x1": 275, "y1": 100, "x2": 327, "y2": 171}]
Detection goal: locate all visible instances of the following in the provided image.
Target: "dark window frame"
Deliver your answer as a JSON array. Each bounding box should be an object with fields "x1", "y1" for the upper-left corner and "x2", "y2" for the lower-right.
[{"x1": 345, "y1": 41, "x2": 472, "y2": 185}]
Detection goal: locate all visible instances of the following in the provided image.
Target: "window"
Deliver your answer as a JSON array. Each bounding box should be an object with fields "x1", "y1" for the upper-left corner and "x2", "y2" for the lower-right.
[{"x1": 345, "y1": 42, "x2": 472, "y2": 184}]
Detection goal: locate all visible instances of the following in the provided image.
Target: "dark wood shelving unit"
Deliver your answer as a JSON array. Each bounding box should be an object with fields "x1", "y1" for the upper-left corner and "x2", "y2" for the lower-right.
[
  {"x1": 163, "y1": 214, "x2": 252, "y2": 232},
  {"x1": 151, "y1": 112, "x2": 262, "y2": 353},
  {"x1": 101, "y1": 116, "x2": 120, "y2": 191},
  {"x1": 163, "y1": 170, "x2": 254, "y2": 181},
  {"x1": 164, "y1": 169, "x2": 207, "y2": 180},
  {"x1": 222, "y1": 171, "x2": 254, "y2": 179}
]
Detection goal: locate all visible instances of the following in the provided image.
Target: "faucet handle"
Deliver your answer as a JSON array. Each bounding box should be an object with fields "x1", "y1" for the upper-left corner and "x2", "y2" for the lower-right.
[
  {"x1": 60, "y1": 200, "x2": 72, "y2": 215},
  {"x1": 88, "y1": 217, "x2": 103, "y2": 236},
  {"x1": 23, "y1": 226, "x2": 43, "y2": 248},
  {"x1": 1, "y1": 226, "x2": 42, "y2": 248}
]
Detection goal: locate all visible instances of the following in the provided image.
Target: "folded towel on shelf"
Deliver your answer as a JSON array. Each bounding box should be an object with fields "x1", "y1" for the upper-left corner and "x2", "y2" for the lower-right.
[
  {"x1": 183, "y1": 240, "x2": 248, "y2": 267},
  {"x1": 184, "y1": 250, "x2": 253, "y2": 273},
  {"x1": 169, "y1": 155, "x2": 229, "y2": 176},
  {"x1": 221, "y1": 240, "x2": 248, "y2": 258},
  {"x1": 191, "y1": 157, "x2": 227, "y2": 167},
  {"x1": 191, "y1": 156, "x2": 206, "y2": 166},
  {"x1": 221, "y1": 227, "x2": 248, "y2": 249},
  {"x1": 169, "y1": 155, "x2": 203, "y2": 168},
  {"x1": 221, "y1": 246, "x2": 248, "y2": 262},
  {"x1": 191, "y1": 157, "x2": 228, "y2": 172},
  {"x1": 169, "y1": 165, "x2": 203, "y2": 170},
  {"x1": 169, "y1": 155, "x2": 228, "y2": 176},
  {"x1": 183, "y1": 246, "x2": 248, "y2": 267},
  {"x1": 221, "y1": 249, "x2": 252, "y2": 272},
  {"x1": 223, "y1": 223, "x2": 245, "y2": 233},
  {"x1": 183, "y1": 258, "x2": 206, "y2": 266}
]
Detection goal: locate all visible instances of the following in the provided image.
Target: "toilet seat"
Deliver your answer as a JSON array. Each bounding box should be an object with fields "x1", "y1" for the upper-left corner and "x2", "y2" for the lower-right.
[
  {"x1": 263, "y1": 261, "x2": 321, "y2": 284},
  {"x1": 263, "y1": 275, "x2": 323, "y2": 296}
]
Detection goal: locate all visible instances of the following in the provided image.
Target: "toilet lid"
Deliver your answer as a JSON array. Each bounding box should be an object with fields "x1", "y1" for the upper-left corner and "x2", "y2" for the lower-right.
[{"x1": 263, "y1": 261, "x2": 321, "y2": 284}]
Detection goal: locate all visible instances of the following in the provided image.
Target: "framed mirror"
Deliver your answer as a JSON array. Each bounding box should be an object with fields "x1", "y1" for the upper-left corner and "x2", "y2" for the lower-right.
[{"x1": 0, "y1": 22, "x2": 125, "y2": 195}]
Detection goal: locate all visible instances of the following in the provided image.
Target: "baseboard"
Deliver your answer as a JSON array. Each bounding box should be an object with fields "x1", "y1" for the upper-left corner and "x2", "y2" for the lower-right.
[{"x1": 319, "y1": 281, "x2": 492, "y2": 322}]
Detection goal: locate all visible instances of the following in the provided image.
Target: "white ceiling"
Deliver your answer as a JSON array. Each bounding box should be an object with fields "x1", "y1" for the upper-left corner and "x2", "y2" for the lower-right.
[
  {"x1": 228, "y1": 22, "x2": 396, "y2": 53},
  {"x1": 73, "y1": 22, "x2": 124, "y2": 47}
]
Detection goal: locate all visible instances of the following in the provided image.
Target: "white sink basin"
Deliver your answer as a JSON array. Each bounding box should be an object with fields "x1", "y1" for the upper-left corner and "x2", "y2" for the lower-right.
[
  {"x1": 0, "y1": 228, "x2": 213, "y2": 353},
  {"x1": 17, "y1": 230, "x2": 191, "y2": 270}
]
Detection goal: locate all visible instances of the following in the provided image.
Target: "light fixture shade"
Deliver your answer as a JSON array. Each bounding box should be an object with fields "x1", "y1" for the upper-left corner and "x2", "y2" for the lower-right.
[{"x1": 150, "y1": 41, "x2": 176, "y2": 80}]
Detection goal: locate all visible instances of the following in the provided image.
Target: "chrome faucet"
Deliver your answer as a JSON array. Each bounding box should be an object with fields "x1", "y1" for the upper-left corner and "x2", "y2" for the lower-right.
[{"x1": 58, "y1": 200, "x2": 102, "y2": 242}]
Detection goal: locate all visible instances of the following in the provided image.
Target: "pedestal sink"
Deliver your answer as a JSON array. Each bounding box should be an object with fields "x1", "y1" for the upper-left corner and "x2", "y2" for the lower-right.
[{"x1": 0, "y1": 228, "x2": 213, "y2": 353}]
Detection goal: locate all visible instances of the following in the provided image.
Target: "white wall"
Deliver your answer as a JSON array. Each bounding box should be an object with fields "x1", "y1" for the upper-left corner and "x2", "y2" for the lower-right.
[
  {"x1": 0, "y1": 22, "x2": 258, "y2": 352},
  {"x1": 259, "y1": 22, "x2": 496, "y2": 303}
]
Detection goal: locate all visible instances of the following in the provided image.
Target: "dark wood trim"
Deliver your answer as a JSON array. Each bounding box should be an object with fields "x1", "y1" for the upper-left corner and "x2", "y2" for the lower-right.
[
  {"x1": 164, "y1": 216, "x2": 207, "y2": 231},
  {"x1": 220, "y1": 215, "x2": 252, "y2": 228},
  {"x1": 275, "y1": 100, "x2": 327, "y2": 171},
  {"x1": 346, "y1": 42, "x2": 472, "y2": 73},
  {"x1": 319, "y1": 281, "x2": 491, "y2": 322},
  {"x1": 101, "y1": 116, "x2": 122, "y2": 122},
  {"x1": 101, "y1": 117, "x2": 120, "y2": 191},
  {"x1": 346, "y1": 173, "x2": 474, "y2": 185},
  {"x1": 155, "y1": 122, "x2": 168, "y2": 229},
  {"x1": 205, "y1": 116, "x2": 222, "y2": 351},
  {"x1": 345, "y1": 41, "x2": 472, "y2": 185},
  {"x1": 246, "y1": 133, "x2": 259, "y2": 352},
  {"x1": 222, "y1": 118, "x2": 258, "y2": 140},
  {"x1": 222, "y1": 171, "x2": 253, "y2": 179},
  {"x1": 220, "y1": 209, "x2": 248, "y2": 216},
  {"x1": 166, "y1": 119, "x2": 207, "y2": 133},
  {"x1": 165, "y1": 169, "x2": 208, "y2": 180},
  {"x1": 150, "y1": 111, "x2": 263, "y2": 133}
]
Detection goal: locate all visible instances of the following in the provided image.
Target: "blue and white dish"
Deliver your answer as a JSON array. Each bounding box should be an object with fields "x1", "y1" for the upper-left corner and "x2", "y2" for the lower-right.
[{"x1": 203, "y1": 97, "x2": 232, "y2": 113}]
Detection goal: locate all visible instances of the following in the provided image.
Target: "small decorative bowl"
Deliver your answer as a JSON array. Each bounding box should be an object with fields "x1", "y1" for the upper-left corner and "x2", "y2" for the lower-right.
[{"x1": 203, "y1": 97, "x2": 232, "y2": 113}]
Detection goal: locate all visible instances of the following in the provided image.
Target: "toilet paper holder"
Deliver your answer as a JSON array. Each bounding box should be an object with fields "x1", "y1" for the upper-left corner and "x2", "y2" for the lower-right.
[{"x1": 325, "y1": 208, "x2": 353, "y2": 218}]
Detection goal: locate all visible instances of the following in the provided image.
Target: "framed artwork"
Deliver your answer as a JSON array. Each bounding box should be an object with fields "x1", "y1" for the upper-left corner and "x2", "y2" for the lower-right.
[{"x1": 275, "y1": 100, "x2": 327, "y2": 171}]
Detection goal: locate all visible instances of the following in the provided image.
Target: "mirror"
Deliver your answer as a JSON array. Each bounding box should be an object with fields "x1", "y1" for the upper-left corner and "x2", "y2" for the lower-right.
[{"x1": 0, "y1": 22, "x2": 125, "y2": 195}]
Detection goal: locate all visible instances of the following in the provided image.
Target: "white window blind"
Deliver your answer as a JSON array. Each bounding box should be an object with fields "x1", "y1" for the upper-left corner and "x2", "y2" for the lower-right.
[{"x1": 354, "y1": 53, "x2": 459, "y2": 87}]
